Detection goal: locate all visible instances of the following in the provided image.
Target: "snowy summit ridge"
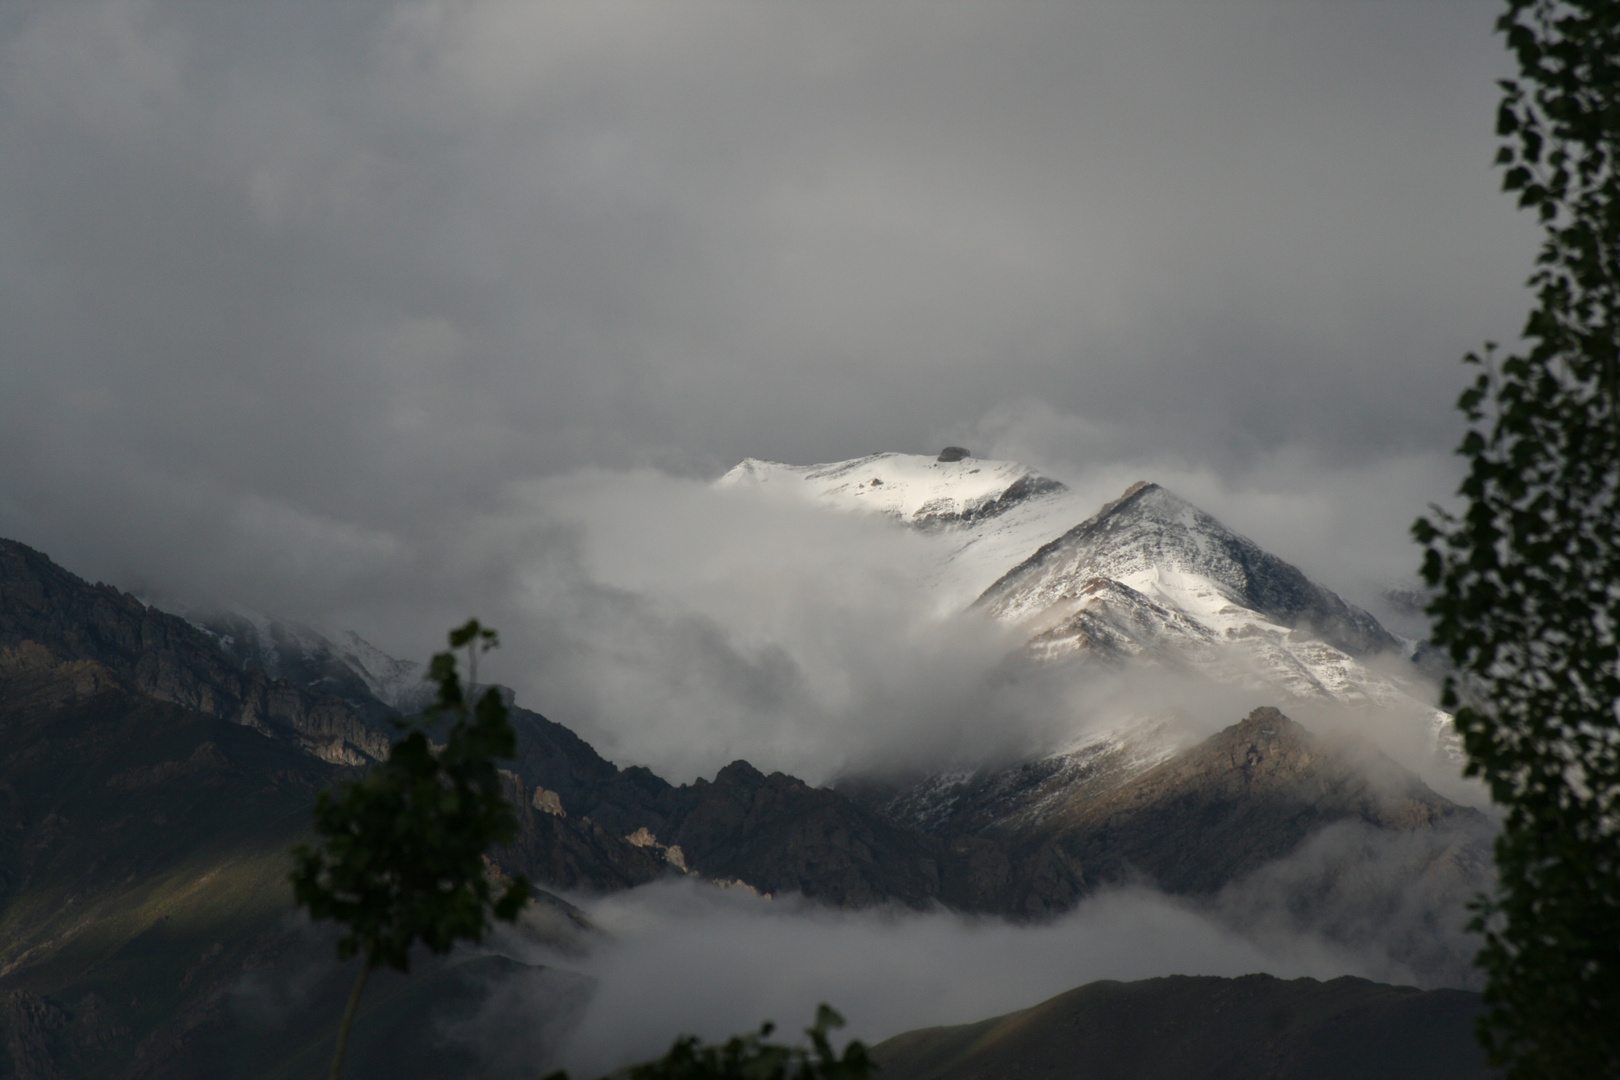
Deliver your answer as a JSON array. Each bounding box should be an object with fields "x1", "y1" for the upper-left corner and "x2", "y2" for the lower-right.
[{"x1": 718, "y1": 450, "x2": 1067, "y2": 529}]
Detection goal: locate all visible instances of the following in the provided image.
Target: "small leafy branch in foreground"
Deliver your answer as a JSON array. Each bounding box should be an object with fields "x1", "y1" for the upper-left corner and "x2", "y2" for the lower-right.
[
  {"x1": 549, "y1": 1005, "x2": 873, "y2": 1080},
  {"x1": 290, "y1": 619, "x2": 531, "y2": 1080}
]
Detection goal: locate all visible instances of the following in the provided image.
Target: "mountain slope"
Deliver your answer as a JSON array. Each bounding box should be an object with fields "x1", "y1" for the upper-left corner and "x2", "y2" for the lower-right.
[
  {"x1": 972, "y1": 480, "x2": 1442, "y2": 721},
  {"x1": 0, "y1": 541, "x2": 677, "y2": 1078},
  {"x1": 863, "y1": 707, "x2": 1489, "y2": 892},
  {"x1": 181, "y1": 609, "x2": 434, "y2": 722},
  {"x1": 718, "y1": 452, "x2": 1067, "y2": 530},
  {"x1": 850, "y1": 706, "x2": 1494, "y2": 984},
  {"x1": 871, "y1": 974, "x2": 1490, "y2": 1080},
  {"x1": 1018, "y1": 707, "x2": 1486, "y2": 895},
  {"x1": 718, "y1": 451, "x2": 1086, "y2": 603}
]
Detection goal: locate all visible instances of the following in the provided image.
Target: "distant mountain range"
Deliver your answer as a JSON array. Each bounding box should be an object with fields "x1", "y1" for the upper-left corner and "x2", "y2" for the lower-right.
[{"x1": 0, "y1": 450, "x2": 1493, "y2": 1077}]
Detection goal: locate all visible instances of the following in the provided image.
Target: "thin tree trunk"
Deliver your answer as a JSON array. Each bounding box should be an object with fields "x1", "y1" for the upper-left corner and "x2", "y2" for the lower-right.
[{"x1": 330, "y1": 961, "x2": 372, "y2": 1080}]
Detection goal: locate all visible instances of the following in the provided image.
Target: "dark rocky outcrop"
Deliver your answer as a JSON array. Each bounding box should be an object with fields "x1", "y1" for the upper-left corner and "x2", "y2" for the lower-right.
[
  {"x1": 522, "y1": 758, "x2": 1086, "y2": 916},
  {"x1": 657, "y1": 760, "x2": 948, "y2": 909}
]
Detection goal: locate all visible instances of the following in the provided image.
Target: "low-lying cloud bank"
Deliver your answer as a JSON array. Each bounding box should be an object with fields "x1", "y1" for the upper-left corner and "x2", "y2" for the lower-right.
[{"x1": 475, "y1": 835, "x2": 1488, "y2": 1078}]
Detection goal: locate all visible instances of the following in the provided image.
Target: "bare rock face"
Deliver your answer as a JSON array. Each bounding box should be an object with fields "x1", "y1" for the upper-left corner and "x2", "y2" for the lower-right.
[
  {"x1": 0, "y1": 539, "x2": 390, "y2": 763},
  {"x1": 658, "y1": 760, "x2": 948, "y2": 909}
]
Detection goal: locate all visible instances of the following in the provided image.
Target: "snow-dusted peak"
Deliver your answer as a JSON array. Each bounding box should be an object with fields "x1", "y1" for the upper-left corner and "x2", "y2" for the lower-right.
[
  {"x1": 978, "y1": 480, "x2": 1400, "y2": 661},
  {"x1": 719, "y1": 451, "x2": 1066, "y2": 529}
]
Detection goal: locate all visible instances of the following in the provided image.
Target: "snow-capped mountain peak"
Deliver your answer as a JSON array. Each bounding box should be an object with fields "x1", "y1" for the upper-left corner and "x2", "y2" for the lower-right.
[
  {"x1": 719, "y1": 453, "x2": 1462, "y2": 845},
  {"x1": 977, "y1": 480, "x2": 1400, "y2": 662},
  {"x1": 718, "y1": 455, "x2": 1445, "y2": 748}
]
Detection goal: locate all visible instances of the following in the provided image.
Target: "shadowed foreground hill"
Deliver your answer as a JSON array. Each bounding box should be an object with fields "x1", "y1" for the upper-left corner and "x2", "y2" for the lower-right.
[{"x1": 872, "y1": 974, "x2": 1492, "y2": 1080}]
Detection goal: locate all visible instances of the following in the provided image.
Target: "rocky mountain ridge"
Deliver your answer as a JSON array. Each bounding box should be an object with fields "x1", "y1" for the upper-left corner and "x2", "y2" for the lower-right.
[
  {"x1": 977, "y1": 481, "x2": 1399, "y2": 659},
  {"x1": 0, "y1": 540, "x2": 390, "y2": 766}
]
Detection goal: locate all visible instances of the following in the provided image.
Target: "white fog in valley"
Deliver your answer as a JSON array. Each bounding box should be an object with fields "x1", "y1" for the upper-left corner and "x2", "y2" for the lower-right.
[{"x1": 463, "y1": 853, "x2": 1485, "y2": 1078}]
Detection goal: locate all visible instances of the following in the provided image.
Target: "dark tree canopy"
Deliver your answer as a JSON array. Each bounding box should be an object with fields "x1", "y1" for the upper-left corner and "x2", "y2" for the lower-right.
[{"x1": 1415, "y1": 1, "x2": 1620, "y2": 1076}]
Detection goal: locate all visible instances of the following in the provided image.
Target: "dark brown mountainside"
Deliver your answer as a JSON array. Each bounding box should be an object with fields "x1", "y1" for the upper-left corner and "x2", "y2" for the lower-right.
[
  {"x1": 1037, "y1": 707, "x2": 1488, "y2": 895},
  {"x1": 514, "y1": 755, "x2": 1086, "y2": 916},
  {"x1": 0, "y1": 640, "x2": 668, "y2": 1076},
  {"x1": 872, "y1": 974, "x2": 1492, "y2": 1080}
]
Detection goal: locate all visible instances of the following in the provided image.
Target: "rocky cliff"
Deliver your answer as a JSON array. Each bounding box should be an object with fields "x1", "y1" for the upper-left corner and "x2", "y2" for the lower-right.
[{"x1": 0, "y1": 540, "x2": 390, "y2": 764}]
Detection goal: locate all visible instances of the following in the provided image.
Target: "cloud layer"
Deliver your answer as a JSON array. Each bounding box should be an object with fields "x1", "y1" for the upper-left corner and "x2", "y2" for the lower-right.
[{"x1": 1, "y1": 0, "x2": 1532, "y2": 646}]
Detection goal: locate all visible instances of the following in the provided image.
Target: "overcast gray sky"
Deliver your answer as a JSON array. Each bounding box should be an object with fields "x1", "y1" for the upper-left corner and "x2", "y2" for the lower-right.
[{"x1": 0, "y1": 2, "x2": 1535, "y2": 738}]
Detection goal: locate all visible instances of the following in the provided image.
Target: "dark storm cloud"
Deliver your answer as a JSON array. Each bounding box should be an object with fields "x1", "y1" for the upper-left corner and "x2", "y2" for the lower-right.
[{"x1": 0, "y1": 0, "x2": 1531, "y2": 623}]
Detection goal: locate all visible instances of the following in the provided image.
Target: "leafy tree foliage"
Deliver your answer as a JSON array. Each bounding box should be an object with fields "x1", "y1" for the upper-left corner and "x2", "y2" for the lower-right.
[
  {"x1": 290, "y1": 619, "x2": 530, "y2": 1079},
  {"x1": 548, "y1": 1006, "x2": 872, "y2": 1080},
  {"x1": 1414, "y1": 1, "x2": 1620, "y2": 1075}
]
